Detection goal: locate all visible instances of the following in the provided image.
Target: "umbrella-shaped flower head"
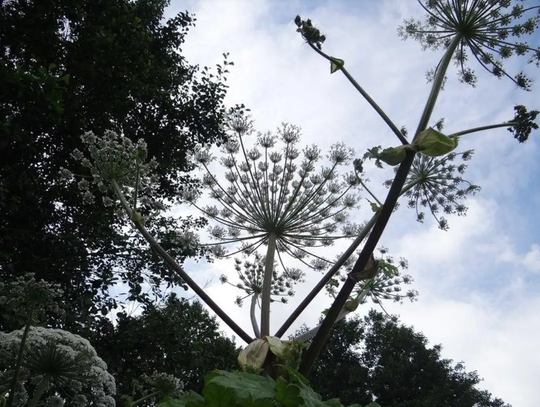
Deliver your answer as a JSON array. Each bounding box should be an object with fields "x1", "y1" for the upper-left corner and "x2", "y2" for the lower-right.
[{"x1": 399, "y1": 0, "x2": 540, "y2": 90}]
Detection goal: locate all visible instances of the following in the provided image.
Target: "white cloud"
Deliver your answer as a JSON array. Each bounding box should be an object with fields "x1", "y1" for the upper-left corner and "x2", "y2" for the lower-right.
[{"x1": 523, "y1": 244, "x2": 540, "y2": 272}]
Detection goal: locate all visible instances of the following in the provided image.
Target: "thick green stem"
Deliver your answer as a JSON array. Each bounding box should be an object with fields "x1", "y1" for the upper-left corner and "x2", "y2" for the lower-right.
[
  {"x1": 250, "y1": 295, "x2": 261, "y2": 338},
  {"x1": 27, "y1": 374, "x2": 51, "y2": 407},
  {"x1": 293, "y1": 283, "x2": 372, "y2": 342},
  {"x1": 275, "y1": 178, "x2": 420, "y2": 339},
  {"x1": 111, "y1": 180, "x2": 253, "y2": 344},
  {"x1": 298, "y1": 34, "x2": 462, "y2": 376},
  {"x1": 260, "y1": 233, "x2": 278, "y2": 337},
  {"x1": 299, "y1": 153, "x2": 415, "y2": 375},
  {"x1": 6, "y1": 305, "x2": 34, "y2": 407},
  {"x1": 448, "y1": 122, "x2": 517, "y2": 138},
  {"x1": 307, "y1": 42, "x2": 408, "y2": 145},
  {"x1": 274, "y1": 213, "x2": 378, "y2": 338},
  {"x1": 414, "y1": 35, "x2": 462, "y2": 137}
]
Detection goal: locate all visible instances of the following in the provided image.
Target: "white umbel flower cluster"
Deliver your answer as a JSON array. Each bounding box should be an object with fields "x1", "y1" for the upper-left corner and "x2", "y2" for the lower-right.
[{"x1": 0, "y1": 327, "x2": 116, "y2": 407}]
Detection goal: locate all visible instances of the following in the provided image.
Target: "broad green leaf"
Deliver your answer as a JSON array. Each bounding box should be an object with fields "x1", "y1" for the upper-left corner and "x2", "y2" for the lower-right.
[
  {"x1": 367, "y1": 200, "x2": 380, "y2": 213},
  {"x1": 204, "y1": 371, "x2": 275, "y2": 407},
  {"x1": 278, "y1": 365, "x2": 310, "y2": 386},
  {"x1": 203, "y1": 381, "x2": 235, "y2": 407},
  {"x1": 296, "y1": 381, "x2": 329, "y2": 407},
  {"x1": 324, "y1": 398, "x2": 344, "y2": 407},
  {"x1": 276, "y1": 377, "x2": 303, "y2": 407},
  {"x1": 160, "y1": 391, "x2": 206, "y2": 407},
  {"x1": 377, "y1": 145, "x2": 409, "y2": 166},
  {"x1": 363, "y1": 403, "x2": 381, "y2": 407},
  {"x1": 167, "y1": 390, "x2": 206, "y2": 407},
  {"x1": 379, "y1": 260, "x2": 399, "y2": 277}
]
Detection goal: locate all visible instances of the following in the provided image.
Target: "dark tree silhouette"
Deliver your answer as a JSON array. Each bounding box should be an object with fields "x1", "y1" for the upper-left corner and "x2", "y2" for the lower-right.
[
  {"x1": 0, "y1": 0, "x2": 241, "y2": 339},
  {"x1": 306, "y1": 311, "x2": 510, "y2": 407}
]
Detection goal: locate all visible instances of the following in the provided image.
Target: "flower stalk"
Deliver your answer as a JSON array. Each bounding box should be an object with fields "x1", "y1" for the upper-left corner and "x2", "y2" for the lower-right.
[
  {"x1": 250, "y1": 295, "x2": 261, "y2": 338},
  {"x1": 6, "y1": 305, "x2": 34, "y2": 407},
  {"x1": 111, "y1": 179, "x2": 253, "y2": 344},
  {"x1": 27, "y1": 374, "x2": 51, "y2": 407},
  {"x1": 261, "y1": 233, "x2": 278, "y2": 336},
  {"x1": 298, "y1": 32, "x2": 463, "y2": 376}
]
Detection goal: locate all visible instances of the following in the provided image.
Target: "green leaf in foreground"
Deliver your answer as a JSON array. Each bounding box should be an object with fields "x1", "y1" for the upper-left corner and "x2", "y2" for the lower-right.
[
  {"x1": 276, "y1": 377, "x2": 303, "y2": 407},
  {"x1": 158, "y1": 391, "x2": 205, "y2": 407},
  {"x1": 204, "y1": 371, "x2": 276, "y2": 407}
]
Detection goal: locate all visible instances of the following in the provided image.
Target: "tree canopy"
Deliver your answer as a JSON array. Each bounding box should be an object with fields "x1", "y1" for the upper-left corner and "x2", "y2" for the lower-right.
[
  {"x1": 306, "y1": 311, "x2": 510, "y2": 407},
  {"x1": 0, "y1": 0, "x2": 239, "y2": 338},
  {"x1": 95, "y1": 294, "x2": 239, "y2": 405}
]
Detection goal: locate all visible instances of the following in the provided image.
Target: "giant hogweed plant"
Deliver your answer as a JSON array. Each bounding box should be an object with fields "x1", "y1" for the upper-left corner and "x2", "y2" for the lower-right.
[
  {"x1": 187, "y1": 120, "x2": 374, "y2": 338},
  {"x1": 62, "y1": 0, "x2": 538, "y2": 399}
]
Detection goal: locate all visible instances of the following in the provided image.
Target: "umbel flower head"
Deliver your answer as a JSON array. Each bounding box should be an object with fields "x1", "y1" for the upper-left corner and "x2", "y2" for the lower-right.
[
  {"x1": 62, "y1": 130, "x2": 164, "y2": 213},
  {"x1": 508, "y1": 104, "x2": 540, "y2": 142},
  {"x1": 399, "y1": 0, "x2": 540, "y2": 90},
  {"x1": 0, "y1": 273, "x2": 65, "y2": 326},
  {"x1": 188, "y1": 114, "x2": 364, "y2": 273},
  {"x1": 327, "y1": 247, "x2": 418, "y2": 308},
  {"x1": 220, "y1": 252, "x2": 305, "y2": 306},
  {"x1": 389, "y1": 149, "x2": 480, "y2": 231},
  {"x1": 0, "y1": 327, "x2": 115, "y2": 406}
]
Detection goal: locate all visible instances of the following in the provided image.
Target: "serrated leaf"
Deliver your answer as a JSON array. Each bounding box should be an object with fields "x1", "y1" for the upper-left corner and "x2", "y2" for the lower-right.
[
  {"x1": 324, "y1": 398, "x2": 344, "y2": 407},
  {"x1": 297, "y1": 381, "x2": 335, "y2": 407},
  {"x1": 368, "y1": 200, "x2": 380, "y2": 213},
  {"x1": 276, "y1": 377, "x2": 303, "y2": 407},
  {"x1": 204, "y1": 371, "x2": 275, "y2": 407},
  {"x1": 278, "y1": 365, "x2": 310, "y2": 386},
  {"x1": 158, "y1": 392, "x2": 205, "y2": 407}
]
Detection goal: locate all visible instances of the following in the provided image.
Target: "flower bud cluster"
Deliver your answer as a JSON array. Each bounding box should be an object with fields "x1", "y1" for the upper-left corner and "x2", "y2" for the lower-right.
[
  {"x1": 61, "y1": 130, "x2": 166, "y2": 216},
  {"x1": 220, "y1": 252, "x2": 305, "y2": 306}
]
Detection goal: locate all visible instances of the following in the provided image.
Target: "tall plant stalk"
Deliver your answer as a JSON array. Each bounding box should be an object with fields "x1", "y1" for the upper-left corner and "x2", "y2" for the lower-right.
[
  {"x1": 298, "y1": 34, "x2": 463, "y2": 374},
  {"x1": 261, "y1": 233, "x2": 278, "y2": 336}
]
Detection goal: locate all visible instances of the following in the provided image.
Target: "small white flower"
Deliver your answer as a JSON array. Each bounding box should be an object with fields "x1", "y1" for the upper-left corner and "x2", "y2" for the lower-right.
[
  {"x1": 71, "y1": 149, "x2": 84, "y2": 161},
  {"x1": 77, "y1": 179, "x2": 90, "y2": 191},
  {"x1": 45, "y1": 395, "x2": 65, "y2": 407},
  {"x1": 82, "y1": 191, "x2": 94, "y2": 205},
  {"x1": 0, "y1": 327, "x2": 115, "y2": 405},
  {"x1": 102, "y1": 196, "x2": 114, "y2": 207},
  {"x1": 59, "y1": 167, "x2": 72, "y2": 180}
]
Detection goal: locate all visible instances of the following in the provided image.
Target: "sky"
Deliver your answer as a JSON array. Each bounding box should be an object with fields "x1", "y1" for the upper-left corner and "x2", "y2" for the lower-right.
[{"x1": 147, "y1": 1, "x2": 540, "y2": 405}]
